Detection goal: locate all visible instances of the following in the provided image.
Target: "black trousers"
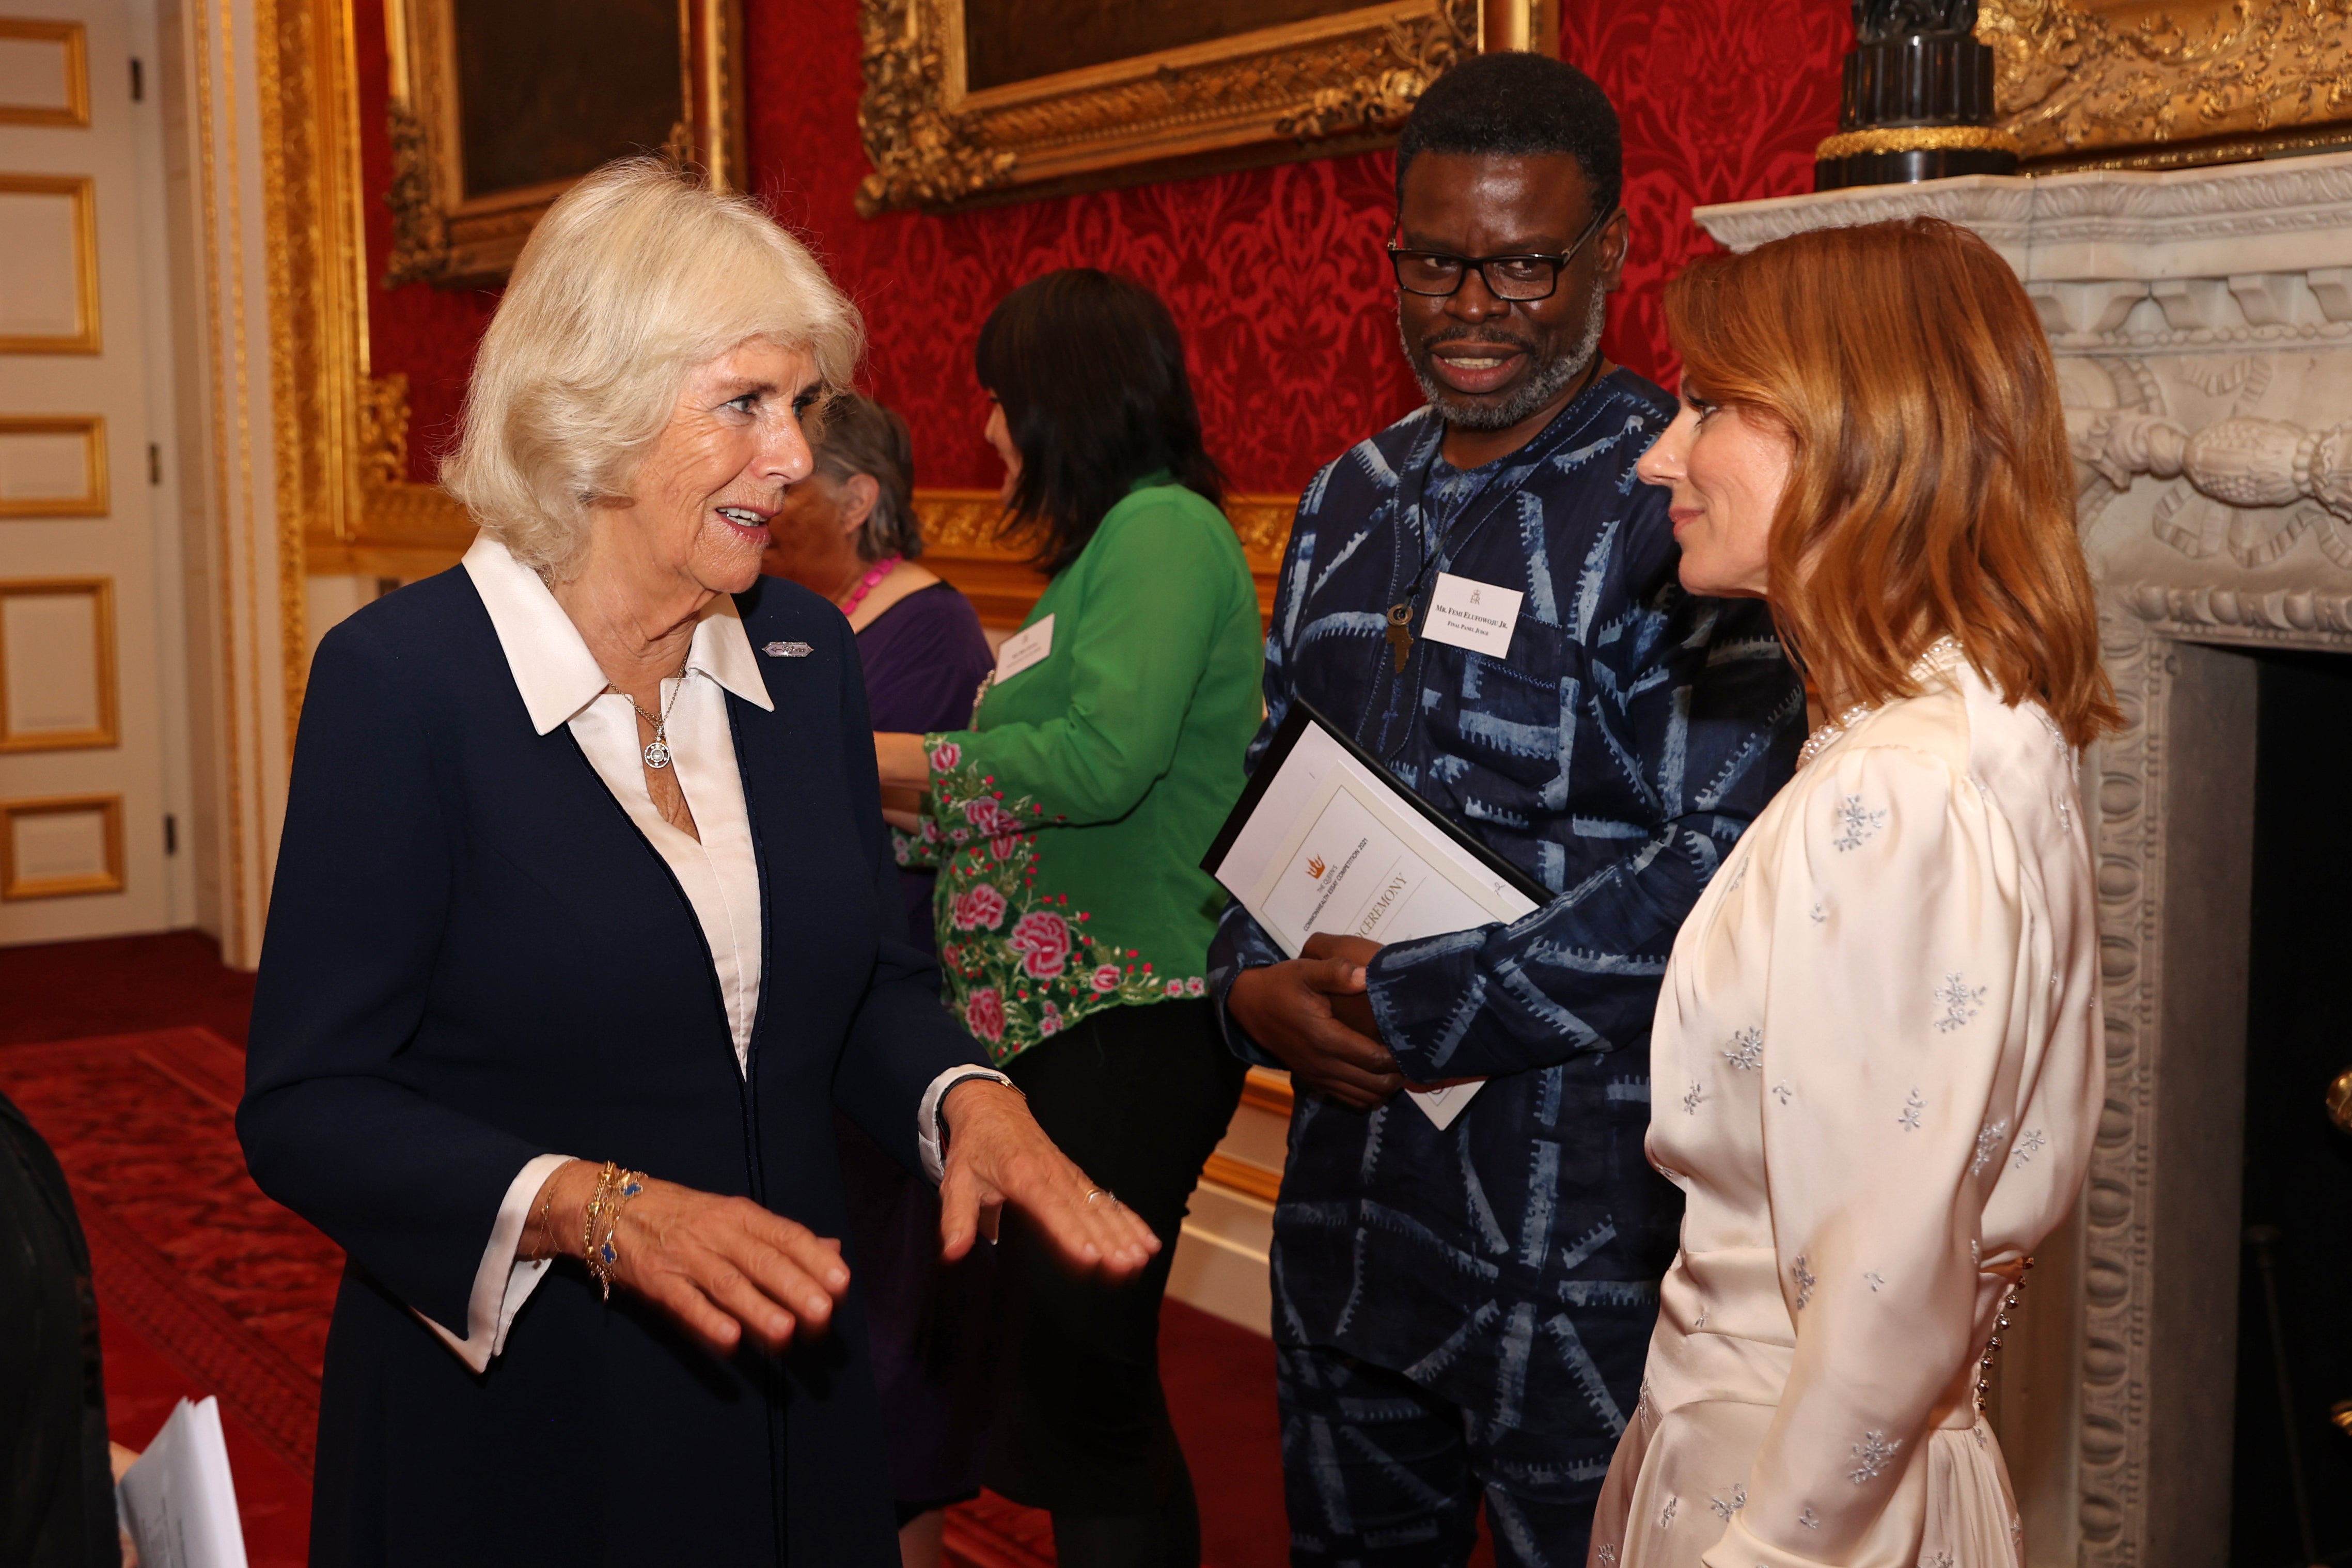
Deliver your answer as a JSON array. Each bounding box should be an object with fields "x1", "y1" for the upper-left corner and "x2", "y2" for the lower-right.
[{"x1": 984, "y1": 998, "x2": 1247, "y2": 1515}]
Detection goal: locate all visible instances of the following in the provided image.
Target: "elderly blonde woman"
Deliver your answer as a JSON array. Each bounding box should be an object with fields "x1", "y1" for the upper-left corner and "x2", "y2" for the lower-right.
[{"x1": 237, "y1": 159, "x2": 1156, "y2": 1567}]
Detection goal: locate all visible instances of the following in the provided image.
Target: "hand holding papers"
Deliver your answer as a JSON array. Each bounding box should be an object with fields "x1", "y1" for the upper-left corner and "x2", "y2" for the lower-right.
[
  {"x1": 1204, "y1": 702, "x2": 1544, "y2": 1128},
  {"x1": 116, "y1": 1397, "x2": 248, "y2": 1568}
]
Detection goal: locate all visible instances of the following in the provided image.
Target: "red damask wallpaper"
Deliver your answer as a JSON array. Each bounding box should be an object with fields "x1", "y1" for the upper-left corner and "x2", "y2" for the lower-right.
[{"x1": 358, "y1": 0, "x2": 1851, "y2": 494}]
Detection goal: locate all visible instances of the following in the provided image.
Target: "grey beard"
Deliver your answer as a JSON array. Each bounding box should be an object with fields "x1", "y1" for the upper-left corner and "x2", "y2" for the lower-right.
[{"x1": 1402, "y1": 289, "x2": 1608, "y2": 433}]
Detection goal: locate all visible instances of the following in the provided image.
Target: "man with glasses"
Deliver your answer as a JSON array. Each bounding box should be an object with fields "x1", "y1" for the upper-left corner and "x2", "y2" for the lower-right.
[{"x1": 1209, "y1": 51, "x2": 1802, "y2": 1565}]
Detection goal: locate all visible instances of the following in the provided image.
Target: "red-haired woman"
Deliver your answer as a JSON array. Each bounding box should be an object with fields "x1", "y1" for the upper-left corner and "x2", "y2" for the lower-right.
[{"x1": 1587, "y1": 216, "x2": 2119, "y2": 1568}]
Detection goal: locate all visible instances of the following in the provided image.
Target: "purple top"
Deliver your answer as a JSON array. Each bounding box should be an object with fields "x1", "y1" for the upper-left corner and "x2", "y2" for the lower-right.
[{"x1": 856, "y1": 581, "x2": 997, "y2": 954}]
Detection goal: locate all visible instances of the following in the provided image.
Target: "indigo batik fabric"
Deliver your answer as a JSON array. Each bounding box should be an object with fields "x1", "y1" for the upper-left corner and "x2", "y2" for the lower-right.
[{"x1": 1208, "y1": 370, "x2": 1806, "y2": 1549}]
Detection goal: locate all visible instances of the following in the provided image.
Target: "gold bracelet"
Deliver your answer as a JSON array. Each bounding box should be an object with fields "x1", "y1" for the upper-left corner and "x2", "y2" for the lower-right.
[
  {"x1": 579, "y1": 1161, "x2": 620, "y2": 1271},
  {"x1": 587, "y1": 1169, "x2": 647, "y2": 1302},
  {"x1": 524, "y1": 1173, "x2": 561, "y2": 1262}
]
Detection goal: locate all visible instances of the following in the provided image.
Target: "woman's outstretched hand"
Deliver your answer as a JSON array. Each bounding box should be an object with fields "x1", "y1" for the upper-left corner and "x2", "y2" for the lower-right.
[
  {"x1": 521, "y1": 1159, "x2": 853, "y2": 1359},
  {"x1": 935, "y1": 1078, "x2": 1159, "y2": 1279}
]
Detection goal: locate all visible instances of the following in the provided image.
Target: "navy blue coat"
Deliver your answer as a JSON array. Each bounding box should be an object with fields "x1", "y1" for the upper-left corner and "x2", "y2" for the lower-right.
[{"x1": 239, "y1": 566, "x2": 985, "y2": 1566}]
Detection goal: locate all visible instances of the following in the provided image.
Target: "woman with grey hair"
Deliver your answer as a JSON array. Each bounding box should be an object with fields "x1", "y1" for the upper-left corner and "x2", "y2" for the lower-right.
[
  {"x1": 238, "y1": 159, "x2": 1155, "y2": 1566},
  {"x1": 761, "y1": 393, "x2": 997, "y2": 1567}
]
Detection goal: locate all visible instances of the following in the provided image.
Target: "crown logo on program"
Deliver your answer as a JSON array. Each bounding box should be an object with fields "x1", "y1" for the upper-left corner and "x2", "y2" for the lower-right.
[{"x1": 1307, "y1": 855, "x2": 1327, "y2": 880}]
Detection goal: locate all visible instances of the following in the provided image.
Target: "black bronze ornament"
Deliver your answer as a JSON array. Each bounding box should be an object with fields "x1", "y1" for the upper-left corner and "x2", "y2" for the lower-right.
[{"x1": 1815, "y1": 0, "x2": 2020, "y2": 191}]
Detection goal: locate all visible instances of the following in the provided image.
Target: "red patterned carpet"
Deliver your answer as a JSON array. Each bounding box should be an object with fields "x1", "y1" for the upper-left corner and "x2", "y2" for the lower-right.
[{"x1": 0, "y1": 932, "x2": 1319, "y2": 1568}]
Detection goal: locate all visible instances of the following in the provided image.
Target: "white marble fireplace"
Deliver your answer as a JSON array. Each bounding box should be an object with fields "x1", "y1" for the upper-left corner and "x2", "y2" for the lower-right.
[{"x1": 1695, "y1": 150, "x2": 2352, "y2": 1568}]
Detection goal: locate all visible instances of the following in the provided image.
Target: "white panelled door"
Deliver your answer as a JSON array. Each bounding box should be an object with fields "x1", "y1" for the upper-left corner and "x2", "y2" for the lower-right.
[{"x1": 0, "y1": 0, "x2": 180, "y2": 943}]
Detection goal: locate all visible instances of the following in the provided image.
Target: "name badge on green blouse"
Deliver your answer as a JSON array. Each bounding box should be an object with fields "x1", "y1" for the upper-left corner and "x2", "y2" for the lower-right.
[{"x1": 993, "y1": 614, "x2": 1055, "y2": 685}]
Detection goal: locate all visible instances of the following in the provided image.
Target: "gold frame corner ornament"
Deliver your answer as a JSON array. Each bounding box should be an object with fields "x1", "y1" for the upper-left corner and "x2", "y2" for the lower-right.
[
  {"x1": 1980, "y1": 0, "x2": 2352, "y2": 171},
  {"x1": 382, "y1": 0, "x2": 747, "y2": 288},
  {"x1": 855, "y1": 0, "x2": 1560, "y2": 217}
]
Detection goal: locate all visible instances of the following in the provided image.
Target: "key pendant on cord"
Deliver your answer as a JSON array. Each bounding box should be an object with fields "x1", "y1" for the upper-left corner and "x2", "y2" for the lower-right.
[{"x1": 1386, "y1": 602, "x2": 1415, "y2": 672}]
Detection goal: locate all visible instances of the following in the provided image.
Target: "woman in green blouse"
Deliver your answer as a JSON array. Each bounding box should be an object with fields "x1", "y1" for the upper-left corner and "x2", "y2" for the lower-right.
[{"x1": 875, "y1": 269, "x2": 1261, "y2": 1567}]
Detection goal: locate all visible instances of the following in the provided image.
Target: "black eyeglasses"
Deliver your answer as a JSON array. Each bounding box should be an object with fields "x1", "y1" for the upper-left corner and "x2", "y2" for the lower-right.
[{"x1": 1387, "y1": 206, "x2": 1617, "y2": 301}]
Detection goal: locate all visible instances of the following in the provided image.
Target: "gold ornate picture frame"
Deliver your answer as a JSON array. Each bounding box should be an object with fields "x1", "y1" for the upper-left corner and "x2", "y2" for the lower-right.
[
  {"x1": 856, "y1": 0, "x2": 1560, "y2": 215},
  {"x1": 1984, "y1": 0, "x2": 2352, "y2": 171},
  {"x1": 382, "y1": 0, "x2": 746, "y2": 286}
]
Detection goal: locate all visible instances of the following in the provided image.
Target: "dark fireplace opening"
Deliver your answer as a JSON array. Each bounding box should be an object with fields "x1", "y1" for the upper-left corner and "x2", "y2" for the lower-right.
[{"x1": 2235, "y1": 650, "x2": 2352, "y2": 1567}]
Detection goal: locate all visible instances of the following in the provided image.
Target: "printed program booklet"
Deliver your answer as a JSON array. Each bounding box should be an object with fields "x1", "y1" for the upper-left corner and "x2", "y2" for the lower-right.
[{"x1": 1201, "y1": 700, "x2": 1546, "y2": 1128}]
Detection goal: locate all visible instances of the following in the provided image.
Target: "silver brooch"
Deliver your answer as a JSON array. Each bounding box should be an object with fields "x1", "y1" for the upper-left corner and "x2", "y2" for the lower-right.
[{"x1": 763, "y1": 641, "x2": 812, "y2": 658}]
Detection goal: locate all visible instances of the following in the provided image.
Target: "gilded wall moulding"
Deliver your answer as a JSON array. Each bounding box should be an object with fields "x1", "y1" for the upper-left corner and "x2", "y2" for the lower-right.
[
  {"x1": 1980, "y1": 0, "x2": 2352, "y2": 170},
  {"x1": 855, "y1": 0, "x2": 1559, "y2": 217},
  {"x1": 382, "y1": 0, "x2": 747, "y2": 288}
]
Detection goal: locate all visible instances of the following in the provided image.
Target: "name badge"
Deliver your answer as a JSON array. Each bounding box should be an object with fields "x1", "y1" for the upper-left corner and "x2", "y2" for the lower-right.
[
  {"x1": 1421, "y1": 573, "x2": 1523, "y2": 658},
  {"x1": 993, "y1": 613, "x2": 1055, "y2": 685}
]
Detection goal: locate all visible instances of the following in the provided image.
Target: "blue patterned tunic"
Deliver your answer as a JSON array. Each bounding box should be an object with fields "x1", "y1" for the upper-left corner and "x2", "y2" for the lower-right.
[{"x1": 1209, "y1": 370, "x2": 1804, "y2": 1480}]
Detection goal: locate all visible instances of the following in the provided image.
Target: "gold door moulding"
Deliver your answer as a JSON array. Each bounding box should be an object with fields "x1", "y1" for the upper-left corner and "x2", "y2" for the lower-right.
[
  {"x1": 1982, "y1": 0, "x2": 2352, "y2": 170},
  {"x1": 0, "y1": 576, "x2": 119, "y2": 752},
  {"x1": 1, "y1": 793, "x2": 124, "y2": 900},
  {"x1": 0, "y1": 414, "x2": 106, "y2": 519},
  {"x1": 382, "y1": 0, "x2": 748, "y2": 287},
  {"x1": 855, "y1": 0, "x2": 1560, "y2": 215},
  {"x1": 0, "y1": 18, "x2": 89, "y2": 127},
  {"x1": 0, "y1": 173, "x2": 99, "y2": 354}
]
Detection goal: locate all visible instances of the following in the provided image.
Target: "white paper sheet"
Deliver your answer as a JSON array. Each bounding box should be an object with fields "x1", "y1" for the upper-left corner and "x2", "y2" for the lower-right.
[
  {"x1": 117, "y1": 1397, "x2": 248, "y2": 1568},
  {"x1": 1211, "y1": 717, "x2": 1540, "y2": 1128}
]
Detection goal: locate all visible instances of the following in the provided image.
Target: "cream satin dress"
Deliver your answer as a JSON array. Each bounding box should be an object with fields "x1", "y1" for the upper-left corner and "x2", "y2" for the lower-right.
[{"x1": 1587, "y1": 640, "x2": 2101, "y2": 1568}]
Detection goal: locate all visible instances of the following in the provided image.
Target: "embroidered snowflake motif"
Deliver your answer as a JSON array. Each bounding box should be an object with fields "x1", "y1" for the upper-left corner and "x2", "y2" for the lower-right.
[
  {"x1": 1933, "y1": 972, "x2": 1986, "y2": 1033},
  {"x1": 1809, "y1": 900, "x2": 1827, "y2": 924},
  {"x1": 1597, "y1": 1548, "x2": 1619, "y2": 1568},
  {"x1": 1638, "y1": 1379, "x2": 1656, "y2": 1424},
  {"x1": 1658, "y1": 1495, "x2": 1679, "y2": 1529},
  {"x1": 1799, "y1": 1506, "x2": 1822, "y2": 1530},
  {"x1": 1693, "y1": 1305, "x2": 1710, "y2": 1330},
  {"x1": 1971, "y1": 1237, "x2": 1982, "y2": 1267},
  {"x1": 1722, "y1": 1026, "x2": 1764, "y2": 1072},
  {"x1": 2034, "y1": 709, "x2": 2069, "y2": 756},
  {"x1": 2012, "y1": 1127, "x2": 2048, "y2": 1168},
  {"x1": 1864, "y1": 1269, "x2": 1885, "y2": 1292},
  {"x1": 1970, "y1": 1119, "x2": 2011, "y2": 1177},
  {"x1": 1973, "y1": 1421, "x2": 1990, "y2": 1450},
  {"x1": 1793, "y1": 1254, "x2": 1817, "y2": 1310},
  {"x1": 1832, "y1": 793, "x2": 1887, "y2": 852},
  {"x1": 1922, "y1": 1553, "x2": 1956, "y2": 1568},
  {"x1": 1849, "y1": 1429, "x2": 1903, "y2": 1484},
  {"x1": 2056, "y1": 797, "x2": 2074, "y2": 833},
  {"x1": 1709, "y1": 1484, "x2": 1748, "y2": 1520},
  {"x1": 1968, "y1": 771, "x2": 1999, "y2": 807},
  {"x1": 1724, "y1": 857, "x2": 1747, "y2": 892},
  {"x1": 1683, "y1": 1079, "x2": 1706, "y2": 1115},
  {"x1": 1772, "y1": 1080, "x2": 1795, "y2": 1107},
  {"x1": 1899, "y1": 1088, "x2": 1926, "y2": 1131}
]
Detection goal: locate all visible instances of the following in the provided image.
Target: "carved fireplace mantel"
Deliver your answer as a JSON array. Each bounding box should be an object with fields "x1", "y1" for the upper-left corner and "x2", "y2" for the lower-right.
[{"x1": 1695, "y1": 151, "x2": 2352, "y2": 1568}]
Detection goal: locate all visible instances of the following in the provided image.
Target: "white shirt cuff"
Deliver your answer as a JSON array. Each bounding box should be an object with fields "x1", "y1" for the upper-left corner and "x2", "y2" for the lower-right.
[
  {"x1": 917, "y1": 1067, "x2": 1013, "y2": 1183},
  {"x1": 416, "y1": 1152, "x2": 574, "y2": 1373}
]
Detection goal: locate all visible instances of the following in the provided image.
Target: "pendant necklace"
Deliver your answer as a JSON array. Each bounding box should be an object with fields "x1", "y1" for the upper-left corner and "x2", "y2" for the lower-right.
[{"x1": 613, "y1": 664, "x2": 699, "y2": 771}]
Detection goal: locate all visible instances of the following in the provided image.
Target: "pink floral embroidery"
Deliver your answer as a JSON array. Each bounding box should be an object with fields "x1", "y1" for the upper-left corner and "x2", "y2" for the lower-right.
[
  {"x1": 920, "y1": 732, "x2": 1207, "y2": 1065},
  {"x1": 952, "y1": 885, "x2": 1008, "y2": 931},
  {"x1": 964, "y1": 987, "x2": 1005, "y2": 1044},
  {"x1": 962, "y1": 796, "x2": 1019, "y2": 836},
  {"x1": 1008, "y1": 911, "x2": 1073, "y2": 979}
]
